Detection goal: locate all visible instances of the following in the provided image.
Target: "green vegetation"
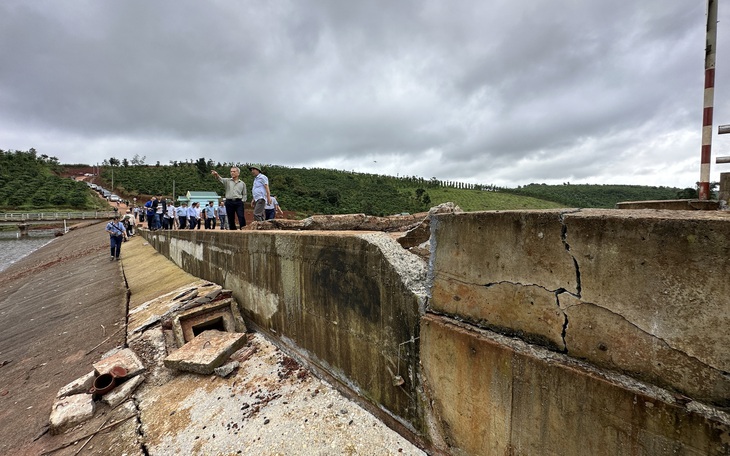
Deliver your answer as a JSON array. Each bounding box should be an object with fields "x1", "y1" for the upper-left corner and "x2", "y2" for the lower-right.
[
  {"x1": 0, "y1": 149, "x2": 104, "y2": 210},
  {"x1": 1, "y1": 150, "x2": 695, "y2": 214},
  {"x1": 503, "y1": 183, "x2": 691, "y2": 209},
  {"x1": 426, "y1": 187, "x2": 564, "y2": 211}
]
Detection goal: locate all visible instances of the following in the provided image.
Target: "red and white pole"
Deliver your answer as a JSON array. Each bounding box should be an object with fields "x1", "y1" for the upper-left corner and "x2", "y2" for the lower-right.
[{"x1": 700, "y1": 0, "x2": 719, "y2": 200}]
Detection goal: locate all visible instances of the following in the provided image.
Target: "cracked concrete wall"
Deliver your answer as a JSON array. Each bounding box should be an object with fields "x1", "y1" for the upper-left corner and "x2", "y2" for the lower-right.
[
  {"x1": 421, "y1": 314, "x2": 730, "y2": 456},
  {"x1": 426, "y1": 209, "x2": 730, "y2": 454},
  {"x1": 430, "y1": 209, "x2": 730, "y2": 406},
  {"x1": 144, "y1": 229, "x2": 427, "y2": 437}
]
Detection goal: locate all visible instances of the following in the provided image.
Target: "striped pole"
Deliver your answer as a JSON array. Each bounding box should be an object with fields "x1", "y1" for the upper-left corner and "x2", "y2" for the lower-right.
[{"x1": 700, "y1": 0, "x2": 718, "y2": 200}]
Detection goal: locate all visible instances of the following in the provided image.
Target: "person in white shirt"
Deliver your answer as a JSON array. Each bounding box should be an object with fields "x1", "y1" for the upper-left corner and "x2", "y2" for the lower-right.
[
  {"x1": 265, "y1": 196, "x2": 284, "y2": 220},
  {"x1": 249, "y1": 165, "x2": 270, "y2": 221},
  {"x1": 166, "y1": 201, "x2": 177, "y2": 229}
]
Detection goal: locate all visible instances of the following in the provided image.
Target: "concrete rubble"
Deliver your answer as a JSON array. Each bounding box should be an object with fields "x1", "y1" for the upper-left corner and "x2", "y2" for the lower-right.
[
  {"x1": 163, "y1": 329, "x2": 247, "y2": 374},
  {"x1": 49, "y1": 347, "x2": 146, "y2": 435}
]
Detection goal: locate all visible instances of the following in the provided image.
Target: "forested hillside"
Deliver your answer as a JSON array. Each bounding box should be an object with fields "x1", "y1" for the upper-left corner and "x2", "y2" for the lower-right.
[
  {"x1": 0, "y1": 150, "x2": 694, "y2": 214},
  {"x1": 0, "y1": 149, "x2": 102, "y2": 210}
]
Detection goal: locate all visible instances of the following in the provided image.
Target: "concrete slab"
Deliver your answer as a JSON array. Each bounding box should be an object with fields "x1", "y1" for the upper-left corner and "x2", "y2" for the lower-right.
[
  {"x1": 56, "y1": 371, "x2": 95, "y2": 398},
  {"x1": 94, "y1": 347, "x2": 145, "y2": 378},
  {"x1": 101, "y1": 374, "x2": 146, "y2": 408},
  {"x1": 49, "y1": 393, "x2": 95, "y2": 435},
  {"x1": 163, "y1": 330, "x2": 247, "y2": 374}
]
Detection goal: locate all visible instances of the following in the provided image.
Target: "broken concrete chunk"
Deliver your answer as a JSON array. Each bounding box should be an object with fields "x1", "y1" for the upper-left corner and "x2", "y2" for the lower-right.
[
  {"x1": 204, "y1": 289, "x2": 222, "y2": 302},
  {"x1": 164, "y1": 330, "x2": 247, "y2": 375},
  {"x1": 100, "y1": 346, "x2": 124, "y2": 360},
  {"x1": 94, "y1": 348, "x2": 145, "y2": 378},
  {"x1": 49, "y1": 393, "x2": 95, "y2": 435},
  {"x1": 57, "y1": 371, "x2": 96, "y2": 398},
  {"x1": 101, "y1": 374, "x2": 145, "y2": 408},
  {"x1": 173, "y1": 288, "x2": 197, "y2": 301},
  {"x1": 214, "y1": 361, "x2": 240, "y2": 378}
]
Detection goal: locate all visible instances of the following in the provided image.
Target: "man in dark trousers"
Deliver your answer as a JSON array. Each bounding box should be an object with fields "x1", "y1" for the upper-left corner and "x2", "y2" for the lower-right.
[
  {"x1": 249, "y1": 165, "x2": 270, "y2": 221},
  {"x1": 212, "y1": 167, "x2": 247, "y2": 229},
  {"x1": 105, "y1": 214, "x2": 127, "y2": 261}
]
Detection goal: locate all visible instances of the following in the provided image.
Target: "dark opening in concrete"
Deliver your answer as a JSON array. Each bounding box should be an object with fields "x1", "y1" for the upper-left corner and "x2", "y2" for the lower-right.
[{"x1": 192, "y1": 316, "x2": 226, "y2": 337}]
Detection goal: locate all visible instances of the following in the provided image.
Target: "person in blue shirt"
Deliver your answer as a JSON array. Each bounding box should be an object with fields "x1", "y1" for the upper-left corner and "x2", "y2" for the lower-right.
[
  {"x1": 249, "y1": 165, "x2": 271, "y2": 221},
  {"x1": 176, "y1": 202, "x2": 188, "y2": 230},
  {"x1": 187, "y1": 202, "x2": 199, "y2": 230},
  {"x1": 203, "y1": 201, "x2": 217, "y2": 230},
  {"x1": 217, "y1": 200, "x2": 228, "y2": 230},
  {"x1": 105, "y1": 214, "x2": 127, "y2": 261}
]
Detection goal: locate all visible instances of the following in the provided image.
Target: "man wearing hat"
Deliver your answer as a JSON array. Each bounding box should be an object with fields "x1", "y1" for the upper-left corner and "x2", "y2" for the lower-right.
[
  {"x1": 105, "y1": 213, "x2": 127, "y2": 261},
  {"x1": 249, "y1": 165, "x2": 271, "y2": 221},
  {"x1": 212, "y1": 167, "x2": 247, "y2": 230}
]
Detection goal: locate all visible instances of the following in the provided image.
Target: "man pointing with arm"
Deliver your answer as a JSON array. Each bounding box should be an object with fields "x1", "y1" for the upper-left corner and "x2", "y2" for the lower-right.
[{"x1": 212, "y1": 167, "x2": 247, "y2": 230}]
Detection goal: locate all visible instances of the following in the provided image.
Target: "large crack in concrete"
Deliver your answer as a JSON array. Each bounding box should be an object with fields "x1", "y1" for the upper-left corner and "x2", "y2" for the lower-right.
[{"x1": 556, "y1": 209, "x2": 583, "y2": 354}]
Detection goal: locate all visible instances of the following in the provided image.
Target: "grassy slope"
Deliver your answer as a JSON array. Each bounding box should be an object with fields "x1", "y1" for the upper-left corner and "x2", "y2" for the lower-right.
[{"x1": 425, "y1": 187, "x2": 566, "y2": 211}]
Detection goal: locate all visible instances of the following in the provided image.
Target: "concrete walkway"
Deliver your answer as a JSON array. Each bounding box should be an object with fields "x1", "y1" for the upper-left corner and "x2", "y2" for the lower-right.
[
  {"x1": 1, "y1": 224, "x2": 424, "y2": 455},
  {"x1": 0, "y1": 222, "x2": 128, "y2": 455}
]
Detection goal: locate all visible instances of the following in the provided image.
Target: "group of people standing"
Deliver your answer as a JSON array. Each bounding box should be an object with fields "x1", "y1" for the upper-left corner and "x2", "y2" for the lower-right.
[
  {"x1": 211, "y1": 165, "x2": 282, "y2": 230},
  {"x1": 106, "y1": 164, "x2": 283, "y2": 261}
]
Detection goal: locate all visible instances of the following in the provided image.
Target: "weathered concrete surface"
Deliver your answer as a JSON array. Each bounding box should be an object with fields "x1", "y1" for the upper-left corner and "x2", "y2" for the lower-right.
[
  {"x1": 721, "y1": 172, "x2": 730, "y2": 203},
  {"x1": 431, "y1": 281, "x2": 566, "y2": 351},
  {"x1": 144, "y1": 228, "x2": 428, "y2": 436},
  {"x1": 173, "y1": 297, "x2": 246, "y2": 347},
  {"x1": 100, "y1": 374, "x2": 145, "y2": 408},
  {"x1": 164, "y1": 329, "x2": 247, "y2": 374},
  {"x1": 56, "y1": 371, "x2": 95, "y2": 399},
  {"x1": 94, "y1": 347, "x2": 145, "y2": 378},
  {"x1": 562, "y1": 294, "x2": 730, "y2": 407},
  {"x1": 564, "y1": 210, "x2": 730, "y2": 371},
  {"x1": 421, "y1": 314, "x2": 730, "y2": 456},
  {"x1": 0, "y1": 223, "x2": 130, "y2": 455},
  {"x1": 616, "y1": 199, "x2": 719, "y2": 210},
  {"x1": 430, "y1": 210, "x2": 579, "y2": 295},
  {"x1": 431, "y1": 209, "x2": 730, "y2": 406},
  {"x1": 49, "y1": 393, "x2": 95, "y2": 435}
]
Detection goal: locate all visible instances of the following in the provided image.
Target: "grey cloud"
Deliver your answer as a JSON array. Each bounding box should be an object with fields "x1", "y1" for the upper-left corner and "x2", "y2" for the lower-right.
[{"x1": 0, "y1": 0, "x2": 727, "y2": 188}]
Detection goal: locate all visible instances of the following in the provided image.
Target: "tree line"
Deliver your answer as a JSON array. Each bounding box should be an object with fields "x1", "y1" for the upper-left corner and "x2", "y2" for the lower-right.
[{"x1": 1, "y1": 149, "x2": 696, "y2": 214}]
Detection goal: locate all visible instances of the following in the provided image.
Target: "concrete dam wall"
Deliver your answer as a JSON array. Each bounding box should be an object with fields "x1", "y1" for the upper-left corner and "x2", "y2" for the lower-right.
[{"x1": 143, "y1": 208, "x2": 730, "y2": 455}]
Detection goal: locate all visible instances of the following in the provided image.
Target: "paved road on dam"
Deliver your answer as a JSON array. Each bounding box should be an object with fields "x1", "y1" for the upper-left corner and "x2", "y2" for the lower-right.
[{"x1": 0, "y1": 221, "x2": 128, "y2": 455}]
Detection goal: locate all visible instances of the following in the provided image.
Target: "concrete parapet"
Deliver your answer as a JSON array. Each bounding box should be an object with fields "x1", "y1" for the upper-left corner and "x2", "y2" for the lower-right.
[
  {"x1": 615, "y1": 199, "x2": 719, "y2": 210},
  {"x1": 431, "y1": 209, "x2": 730, "y2": 407},
  {"x1": 144, "y1": 229, "x2": 428, "y2": 435},
  {"x1": 143, "y1": 207, "x2": 730, "y2": 453},
  {"x1": 420, "y1": 314, "x2": 730, "y2": 456}
]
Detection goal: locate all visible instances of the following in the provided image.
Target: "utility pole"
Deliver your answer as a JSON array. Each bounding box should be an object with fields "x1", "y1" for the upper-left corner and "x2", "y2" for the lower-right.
[{"x1": 700, "y1": 0, "x2": 719, "y2": 200}]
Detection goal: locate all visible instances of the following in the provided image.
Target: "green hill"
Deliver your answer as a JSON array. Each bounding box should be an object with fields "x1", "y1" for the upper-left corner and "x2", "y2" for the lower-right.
[
  {"x1": 0, "y1": 150, "x2": 693, "y2": 215},
  {"x1": 0, "y1": 149, "x2": 105, "y2": 210},
  {"x1": 503, "y1": 183, "x2": 686, "y2": 209}
]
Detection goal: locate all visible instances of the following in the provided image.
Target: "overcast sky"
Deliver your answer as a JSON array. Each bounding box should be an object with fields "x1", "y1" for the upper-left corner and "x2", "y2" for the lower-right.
[{"x1": 1, "y1": 1, "x2": 729, "y2": 188}]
